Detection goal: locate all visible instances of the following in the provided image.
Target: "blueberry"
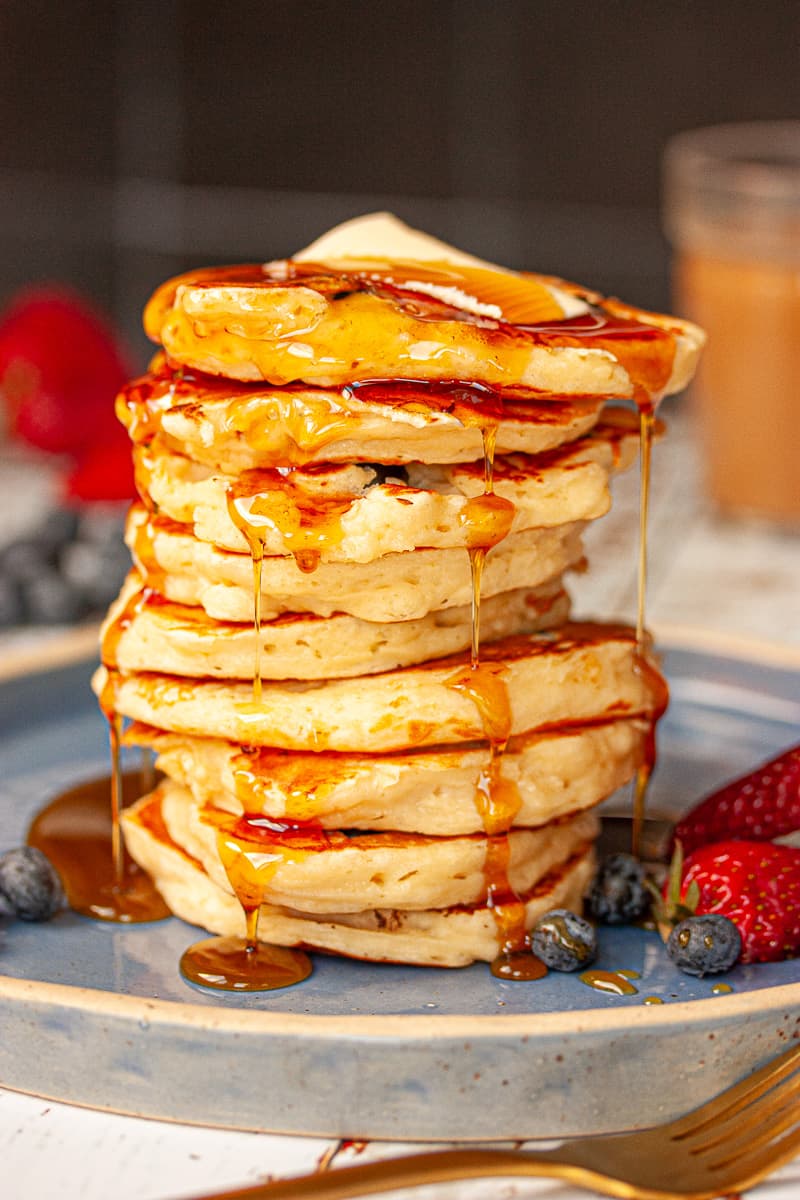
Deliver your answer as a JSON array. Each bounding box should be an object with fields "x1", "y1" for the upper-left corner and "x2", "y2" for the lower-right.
[
  {"x1": 60, "y1": 540, "x2": 129, "y2": 609},
  {"x1": 32, "y1": 507, "x2": 81, "y2": 559},
  {"x1": 0, "y1": 576, "x2": 24, "y2": 627},
  {"x1": 531, "y1": 908, "x2": 597, "y2": 971},
  {"x1": 22, "y1": 568, "x2": 86, "y2": 625},
  {"x1": 77, "y1": 506, "x2": 127, "y2": 547},
  {"x1": 0, "y1": 847, "x2": 65, "y2": 921},
  {"x1": 363, "y1": 463, "x2": 409, "y2": 488},
  {"x1": 667, "y1": 914, "x2": 741, "y2": 977},
  {"x1": 0, "y1": 537, "x2": 52, "y2": 583},
  {"x1": 586, "y1": 852, "x2": 649, "y2": 924}
]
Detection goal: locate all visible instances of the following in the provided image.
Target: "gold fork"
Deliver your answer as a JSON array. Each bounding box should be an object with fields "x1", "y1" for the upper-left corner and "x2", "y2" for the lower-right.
[{"x1": 187, "y1": 1041, "x2": 800, "y2": 1200}]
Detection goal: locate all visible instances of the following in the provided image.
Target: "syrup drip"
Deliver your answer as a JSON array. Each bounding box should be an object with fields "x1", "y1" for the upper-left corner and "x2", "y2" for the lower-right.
[
  {"x1": 631, "y1": 397, "x2": 661, "y2": 859},
  {"x1": 179, "y1": 809, "x2": 313, "y2": 991},
  {"x1": 446, "y1": 659, "x2": 528, "y2": 973},
  {"x1": 226, "y1": 391, "x2": 354, "y2": 464},
  {"x1": 28, "y1": 773, "x2": 170, "y2": 923},
  {"x1": 225, "y1": 467, "x2": 351, "y2": 702},
  {"x1": 226, "y1": 467, "x2": 350, "y2": 574},
  {"x1": 120, "y1": 363, "x2": 605, "y2": 468},
  {"x1": 109, "y1": 714, "x2": 124, "y2": 886},
  {"x1": 492, "y1": 951, "x2": 548, "y2": 981},
  {"x1": 251, "y1": 542, "x2": 264, "y2": 705},
  {"x1": 126, "y1": 507, "x2": 168, "y2": 594},
  {"x1": 34, "y1": 645, "x2": 170, "y2": 923},
  {"x1": 579, "y1": 969, "x2": 639, "y2": 997}
]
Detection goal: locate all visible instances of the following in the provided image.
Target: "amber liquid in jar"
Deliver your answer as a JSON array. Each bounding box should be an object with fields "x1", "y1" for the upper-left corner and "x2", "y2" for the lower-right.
[{"x1": 677, "y1": 251, "x2": 800, "y2": 524}]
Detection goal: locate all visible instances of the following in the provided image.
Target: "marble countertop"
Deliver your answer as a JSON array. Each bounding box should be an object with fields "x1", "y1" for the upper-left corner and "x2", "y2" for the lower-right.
[{"x1": 2, "y1": 404, "x2": 800, "y2": 1200}]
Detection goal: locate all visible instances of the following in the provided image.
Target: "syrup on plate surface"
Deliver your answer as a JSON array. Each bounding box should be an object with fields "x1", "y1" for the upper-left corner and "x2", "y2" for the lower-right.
[{"x1": 28, "y1": 772, "x2": 169, "y2": 923}]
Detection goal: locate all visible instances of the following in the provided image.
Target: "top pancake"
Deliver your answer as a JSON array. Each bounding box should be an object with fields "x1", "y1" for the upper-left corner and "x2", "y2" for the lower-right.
[{"x1": 143, "y1": 214, "x2": 704, "y2": 397}]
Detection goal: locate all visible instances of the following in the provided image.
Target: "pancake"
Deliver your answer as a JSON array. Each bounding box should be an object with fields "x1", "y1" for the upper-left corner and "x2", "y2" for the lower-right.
[
  {"x1": 121, "y1": 785, "x2": 597, "y2": 966},
  {"x1": 153, "y1": 778, "x2": 599, "y2": 913},
  {"x1": 143, "y1": 214, "x2": 703, "y2": 397},
  {"x1": 119, "y1": 361, "x2": 606, "y2": 471},
  {"x1": 89, "y1": 213, "x2": 700, "y2": 976},
  {"x1": 93, "y1": 622, "x2": 667, "y2": 753},
  {"x1": 102, "y1": 571, "x2": 569, "y2": 680},
  {"x1": 133, "y1": 409, "x2": 641, "y2": 561},
  {"x1": 128, "y1": 716, "x2": 650, "y2": 835},
  {"x1": 126, "y1": 506, "x2": 586, "y2": 623}
]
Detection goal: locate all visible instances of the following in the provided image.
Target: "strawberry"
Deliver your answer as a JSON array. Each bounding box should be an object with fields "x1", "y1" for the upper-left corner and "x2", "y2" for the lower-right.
[
  {"x1": 669, "y1": 840, "x2": 800, "y2": 964},
  {"x1": 0, "y1": 287, "x2": 131, "y2": 457},
  {"x1": 672, "y1": 742, "x2": 800, "y2": 855},
  {"x1": 64, "y1": 437, "x2": 136, "y2": 503}
]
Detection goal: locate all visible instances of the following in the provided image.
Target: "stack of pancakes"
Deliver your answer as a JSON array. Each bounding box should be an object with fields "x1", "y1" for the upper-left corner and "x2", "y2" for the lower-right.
[{"x1": 93, "y1": 214, "x2": 703, "y2": 968}]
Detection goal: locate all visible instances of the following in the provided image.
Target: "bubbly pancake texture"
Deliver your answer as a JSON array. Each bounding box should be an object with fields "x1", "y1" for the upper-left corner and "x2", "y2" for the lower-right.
[
  {"x1": 133, "y1": 410, "x2": 641, "y2": 561},
  {"x1": 119, "y1": 361, "x2": 606, "y2": 471},
  {"x1": 126, "y1": 506, "x2": 586, "y2": 623},
  {"x1": 128, "y1": 717, "x2": 650, "y2": 835},
  {"x1": 94, "y1": 623, "x2": 668, "y2": 754},
  {"x1": 156, "y1": 779, "x2": 599, "y2": 913},
  {"x1": 144, "y1": 214, "x2": 703, "y2": 396},
  {"x1": 102, "y1": 571, "x2": 569, "y2": 680},
  {"x1": 121, "y1": 787, "x2": 597, "y2": 967}
]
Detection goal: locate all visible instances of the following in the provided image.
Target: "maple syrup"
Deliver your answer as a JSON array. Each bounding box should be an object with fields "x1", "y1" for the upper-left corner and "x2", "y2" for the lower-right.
[
  {"x1": 179, "y1": 808, "x2": 314, "y2": 990},
  {"x1": 180, "y1": 935, "x2": 311, "y2": 992},
  {"x1": 444, "y1": 410, "x2": 533, "y2": 975},
  {"x1": 28, "y1": 773, "x2": 169, "y2": 923},
  {"x1": 579, "y1": 969, "x2": 639, "y2": 997}
]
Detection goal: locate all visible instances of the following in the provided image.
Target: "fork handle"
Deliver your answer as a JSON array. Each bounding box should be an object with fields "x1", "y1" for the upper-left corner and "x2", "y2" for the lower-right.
[{"x1": 190, "y1": 1147, "x2": 576, "y2": 1200}]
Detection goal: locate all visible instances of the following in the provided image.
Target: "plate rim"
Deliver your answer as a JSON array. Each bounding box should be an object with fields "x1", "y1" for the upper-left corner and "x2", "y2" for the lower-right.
[{"x1": 1, "y1": 960, "x2": 799, "y2": 1039}]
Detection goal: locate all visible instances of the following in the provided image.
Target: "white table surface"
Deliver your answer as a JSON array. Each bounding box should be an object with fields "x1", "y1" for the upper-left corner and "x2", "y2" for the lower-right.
[{"x1": 2, "y1": 403, "x2": 800, "y2": 1199}]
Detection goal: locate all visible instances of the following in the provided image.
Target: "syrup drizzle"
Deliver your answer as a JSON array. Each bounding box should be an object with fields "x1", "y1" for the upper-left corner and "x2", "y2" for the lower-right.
[
  {"x1": 444, "y1": 420, "x2": 537, "y2": 977},
  {"x1": 631, "y1": 397, "x2": 661, "y2": 858},
  {"x1": 179, "y1": 810, "x2": 314, "y2": 991}
]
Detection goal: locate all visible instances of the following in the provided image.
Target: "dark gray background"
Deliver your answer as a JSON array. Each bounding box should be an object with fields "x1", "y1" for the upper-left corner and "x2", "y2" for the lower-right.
[{"x1": 1, "y1": 0, "x2": 798, "y2": 362}]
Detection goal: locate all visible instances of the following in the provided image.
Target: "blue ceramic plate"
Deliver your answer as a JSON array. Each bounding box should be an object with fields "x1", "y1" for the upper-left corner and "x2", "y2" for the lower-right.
[{"x1": 0, "y1": 639, "x2": 798, "y2": 1139}]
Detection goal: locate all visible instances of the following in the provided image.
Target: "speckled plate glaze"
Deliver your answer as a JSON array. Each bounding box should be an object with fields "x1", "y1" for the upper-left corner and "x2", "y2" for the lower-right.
[{"x1": 1, "y1": 634, "x2": 799, "y2": 1139}]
